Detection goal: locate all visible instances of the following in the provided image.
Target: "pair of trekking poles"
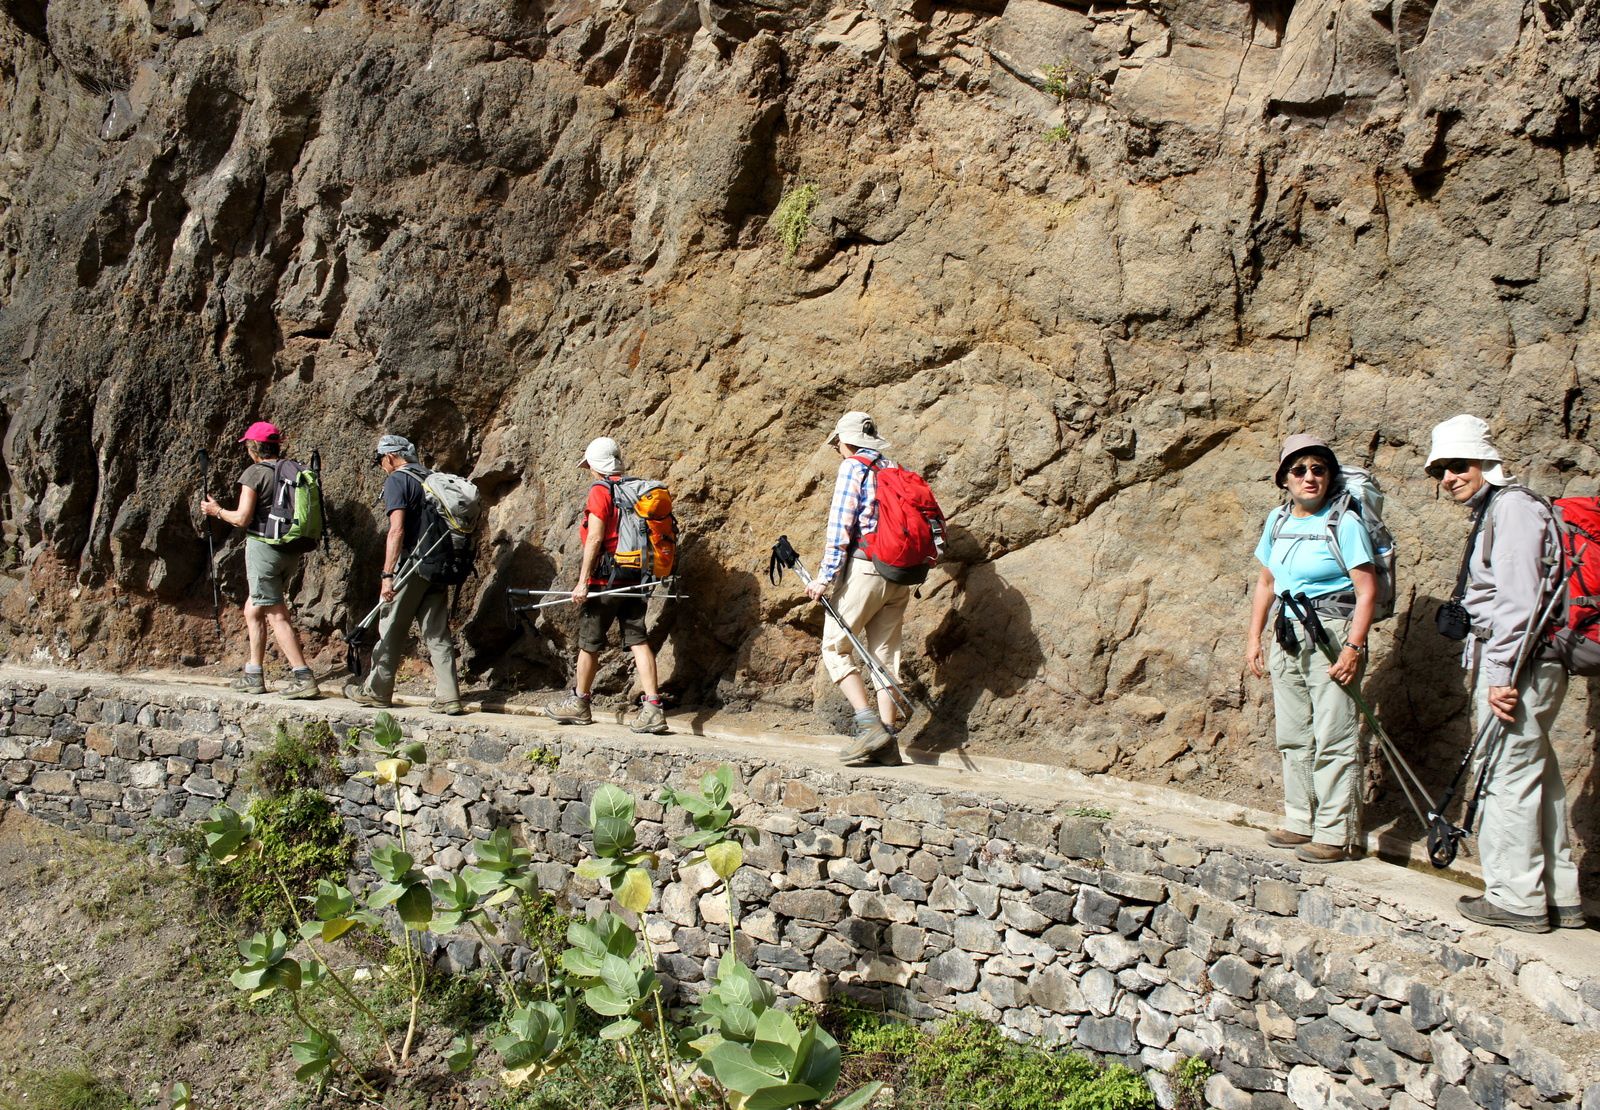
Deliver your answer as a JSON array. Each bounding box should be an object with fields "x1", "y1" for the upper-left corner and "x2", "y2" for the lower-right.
[{"x1": 1279, "y1": 549, "x2": 1576, "y2": 868}]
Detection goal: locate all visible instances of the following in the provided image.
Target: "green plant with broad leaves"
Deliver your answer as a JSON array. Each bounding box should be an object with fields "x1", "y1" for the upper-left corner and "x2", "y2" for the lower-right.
[{"x1": 199, "y1": 712, "x2": 559, "y2": 1101}]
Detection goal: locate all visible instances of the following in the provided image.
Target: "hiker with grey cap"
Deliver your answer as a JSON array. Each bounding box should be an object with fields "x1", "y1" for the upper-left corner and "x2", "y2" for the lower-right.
[
  {"x1": 342, "y1": 434, "x2": 465, "y2": 715},
  {"x1": 1244, "y1": 433, "x2": 1378, "y2": 863},
  {"x1": 543, "y1": 436, "x2": 671, "y2": 735},
  {"x1": 1426, "y1": 414, "x2": 1581, "y2": 932},
  {"x1": 201, "y1": 420, "x2": 319, "y2": 699},
  {"x1": 806, "y1": 411, "x2": 917, "y2": 767}
]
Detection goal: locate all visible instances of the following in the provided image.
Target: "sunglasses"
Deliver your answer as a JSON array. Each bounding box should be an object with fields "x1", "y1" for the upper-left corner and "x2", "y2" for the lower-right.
[
  {"x1": 1426, "y1": 458, "x2": 1473, "y2": 481},
  {"x1": 1287, "y1": 463, "x2": 1328, "y2": 479}
]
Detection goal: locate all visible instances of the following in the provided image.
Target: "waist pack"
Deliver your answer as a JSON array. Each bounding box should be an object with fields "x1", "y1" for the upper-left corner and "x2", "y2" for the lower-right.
[
  {"x1": 252, "y1": 459, "x2": 323, "y2": 554},
  {"x1": 597, "y1": 477, "x2": 678, "y2": 585},
  {"x1": 400, "y1": 464, "x2": 481, "y2": 586},
  {"x1": 1268, "y1": 466, "x2": 1397, "y2": 621},
  {"x1": 855, "y1": 455, "x2": 946, "y2": 586}
]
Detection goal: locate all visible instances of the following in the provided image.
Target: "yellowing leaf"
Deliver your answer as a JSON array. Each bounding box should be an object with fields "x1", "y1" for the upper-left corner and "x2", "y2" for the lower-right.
[
  {"x1": 706, "y1": 840, "x2": 743, "y2": 881},
  {"x1": 374, "y1": 758, "x2": 412, "y2": 784},
  {"x1": 616, "y1": 867, "x2": 653, "y2": 913}
]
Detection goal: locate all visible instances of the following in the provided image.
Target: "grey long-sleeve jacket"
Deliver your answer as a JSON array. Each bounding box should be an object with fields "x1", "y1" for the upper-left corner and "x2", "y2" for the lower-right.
[{"x1": 1461, "y1": 484, "x2": 1563, "y2": 686}]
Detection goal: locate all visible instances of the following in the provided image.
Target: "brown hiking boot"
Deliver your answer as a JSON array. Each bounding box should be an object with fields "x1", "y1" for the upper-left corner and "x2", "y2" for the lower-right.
[
  {"x1": 544, "y1": 691, "x2": 592, "y2": 725},
  {"x1": 840, "y1": 718, "x2": 894, "y2": 767},
  {"x1": 1265, "y1": 829, "x2": 1312, "y2": 849},
  {"x1": 1294, "y1": 843, "x2": 1348, "y2": 864},
  {"x1": 1550, "y1": 905, "x2": 1589, "y2": 930},
  {"x1": 231, "y1": 672, "x2": 267, "y2": 695},
  {"x1": 282, "y1": 674, "x2": 320, "y2": 700},
  {"x1": 629, "y1": 701, "x2": 669, "y2": 735},
  {"x1": 342, "y1": 683, "x2": 391, "y2": 709},
  {"x1": 430, "y1": 699, "x2": 467, "y2": 716}
]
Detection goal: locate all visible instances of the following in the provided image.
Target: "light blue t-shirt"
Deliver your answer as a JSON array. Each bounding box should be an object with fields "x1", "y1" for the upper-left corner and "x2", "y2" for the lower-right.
[{"x1": 1254, "y1": 501, "x2": 1375, "y2": 599}]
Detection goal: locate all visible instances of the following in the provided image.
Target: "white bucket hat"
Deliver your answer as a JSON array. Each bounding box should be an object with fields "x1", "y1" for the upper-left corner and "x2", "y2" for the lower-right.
[
  {"x1": 826, "y1": 411, "x2": 890, "y2": 452},
  {"x1": 579, "y1": 436, "x2": 624, "y2": 475},
  {"x1": 1426, "y1": 414, "x2": 1510, "y2": 486}
]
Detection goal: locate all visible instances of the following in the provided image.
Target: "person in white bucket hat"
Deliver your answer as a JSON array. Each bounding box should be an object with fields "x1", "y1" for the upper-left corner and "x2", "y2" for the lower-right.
[{"x1": 1426, "y1": 415, "x2": 1584, "y2": 932}]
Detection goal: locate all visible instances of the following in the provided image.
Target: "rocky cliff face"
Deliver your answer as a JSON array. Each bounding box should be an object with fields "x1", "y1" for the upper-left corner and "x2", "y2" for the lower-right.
[{"x1": 1, "y1": 0, "x2": 1596, "y2": 887}]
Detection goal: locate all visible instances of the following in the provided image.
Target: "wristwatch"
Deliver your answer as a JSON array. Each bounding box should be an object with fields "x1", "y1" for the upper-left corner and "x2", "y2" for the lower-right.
[
  {"x1": 381, "y1": 572, "x2": 395, "y2": 580},
  {"x1": 1345, "y1": 642, "x2": 1368, "y2": 658}
]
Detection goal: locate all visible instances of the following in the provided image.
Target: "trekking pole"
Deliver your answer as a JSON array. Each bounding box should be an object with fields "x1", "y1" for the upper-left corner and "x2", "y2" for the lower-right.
[
  {"x1": 508, "y1": 582, "x2": 689, "y2": 610},
  {"x1": 311, "y1": 447, "x2": 329, "y2": 554},
  {"x1": 1279, "y1": 592, "x2": 1438, "y2": 845},
  {"x1": 344, "y1": 529, "x2": 453, "y2": 676},
  {"x1": 768, "y1": 535, "x2": 916, "y2": 721},
  {"x1": 196, "y1": 448, "x2": 223, "y2": 640}
]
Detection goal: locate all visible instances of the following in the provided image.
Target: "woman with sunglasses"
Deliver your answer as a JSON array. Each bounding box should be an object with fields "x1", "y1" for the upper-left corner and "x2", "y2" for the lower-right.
[
  {"x1": 1424, "y1": 415, "x2": 1581, "y2": 932},
  {"x1": 1245, "y1": 434, "x2": 1378, "y2": 863}
]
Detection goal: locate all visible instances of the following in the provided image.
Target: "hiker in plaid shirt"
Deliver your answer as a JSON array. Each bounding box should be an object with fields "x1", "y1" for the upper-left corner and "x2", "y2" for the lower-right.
[{"x1": 806, "y1": 411, "x2": 910, "y2": 767}]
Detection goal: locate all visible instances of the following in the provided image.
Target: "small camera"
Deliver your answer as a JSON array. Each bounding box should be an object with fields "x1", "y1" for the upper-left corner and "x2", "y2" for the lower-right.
[{"x1": 1435, "y1": 600, "x2": 1471, "y2": 642}]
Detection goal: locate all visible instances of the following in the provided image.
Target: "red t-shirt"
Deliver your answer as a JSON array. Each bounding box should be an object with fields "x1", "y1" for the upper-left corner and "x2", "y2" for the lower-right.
[{"x1": 579, "y1": 480, "x2": 621, "y2": 585}]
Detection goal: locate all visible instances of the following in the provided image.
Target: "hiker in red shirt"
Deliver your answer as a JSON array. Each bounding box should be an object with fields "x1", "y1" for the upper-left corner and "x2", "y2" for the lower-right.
[{"x1": 543, "y1": 437, "x2": 670, "y2": 735}]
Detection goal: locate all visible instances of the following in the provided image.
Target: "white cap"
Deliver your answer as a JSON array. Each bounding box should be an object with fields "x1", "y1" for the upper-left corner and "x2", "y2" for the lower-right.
[
  {"x1": 579, "y1": 436, "x2": 623, "y2": 475},
  {"x1": 1427, "y1": 414, "x2": 1510, "y2": 486}
]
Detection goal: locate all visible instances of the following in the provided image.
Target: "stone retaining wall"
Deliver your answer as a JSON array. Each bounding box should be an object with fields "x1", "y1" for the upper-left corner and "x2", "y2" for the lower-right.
[{"x1": 3, "y1": 675, "x2": 1598, "y2": 1110}]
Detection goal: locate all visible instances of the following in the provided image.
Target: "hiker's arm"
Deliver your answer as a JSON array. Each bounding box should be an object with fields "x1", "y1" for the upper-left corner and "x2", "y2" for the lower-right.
[
  {"x1": 1245, "y1": 565, "x2": 1274, "y2": 679},
  {"x1": 572, "y1": 511, "x2": 606, "y2": 604},
  {"x1": 1481, "y1": 494, "x2": 1551, "y2": 719},
  {"x1": 203, "y1": 484, "x2": 256, "y2": 529},
  {"x1": 1327, "y1": 564, "x2": 1376, "y2": 685},
  {"x1": 381, "y1": 508, "x2": 404, "y2": 602},
  {"x1": 810, "y1": 461, "x2": 861, "y2": 598}
]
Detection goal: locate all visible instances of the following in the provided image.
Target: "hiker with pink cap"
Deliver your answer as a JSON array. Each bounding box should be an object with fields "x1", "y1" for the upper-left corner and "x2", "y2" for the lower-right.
[{"x1": 201, "y1": 421, "x2": 320, "y2": 699}]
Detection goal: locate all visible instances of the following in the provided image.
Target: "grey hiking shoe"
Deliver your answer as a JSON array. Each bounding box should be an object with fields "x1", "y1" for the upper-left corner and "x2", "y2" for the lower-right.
[
  {"x1": 1458, "y1": 895, "x2": 1552, "y2": 934},
  {"x1": 282, "y1": 674, "x2": 320, "y2": 700},
  {"x1": 839, "y1": 718, "x2": 894, "y2": 767},
  {"x1": 430, "y1": 699, "x2": 467, "y2": 716},
  {"x1": 342, "y1": 683, "x2": 392, "y2": 709},
  {"x1": 1551, "y1": 905, "x2": 1590, "y2": 929},
  {"x1": 629, "y1": 701, "x2": 669, "y2": 735},
  {"x1": 544, "y1": 691, "x2": 592, "y2": 725},
  {"x1": 231, "y1": 672, "x2": 267, "y2": 695}
]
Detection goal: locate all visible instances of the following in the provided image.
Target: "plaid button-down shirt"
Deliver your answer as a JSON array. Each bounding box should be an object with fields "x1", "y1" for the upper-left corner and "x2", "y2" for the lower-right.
[{"x1": 817, "y1": 449, "x2": 894, "y2": 585}]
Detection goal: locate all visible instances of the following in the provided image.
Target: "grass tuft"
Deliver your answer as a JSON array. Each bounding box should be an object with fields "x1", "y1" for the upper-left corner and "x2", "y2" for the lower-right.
[{"x1": 770, "y1": 183, "x2": 819, "y2": 257}]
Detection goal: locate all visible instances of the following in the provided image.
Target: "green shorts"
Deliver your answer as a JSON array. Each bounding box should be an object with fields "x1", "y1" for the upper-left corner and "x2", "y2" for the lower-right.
[
  {"x1": 578, "y1": 594, "x2": 648, "y2": 653},
  {"x1": 244, "y1": 538, "x2": 301, "y2": 607}
]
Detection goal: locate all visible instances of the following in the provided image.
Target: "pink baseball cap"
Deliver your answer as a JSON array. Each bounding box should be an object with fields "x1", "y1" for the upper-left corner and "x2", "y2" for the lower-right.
[{"x1": 238, "y1": 421, "x2": 281, "y2": 444}]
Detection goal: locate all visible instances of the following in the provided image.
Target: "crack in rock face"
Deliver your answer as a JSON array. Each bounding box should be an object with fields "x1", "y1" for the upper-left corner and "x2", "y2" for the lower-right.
[{"x1": 0, "y1": 0, "x2": 1596, "y2": 894}]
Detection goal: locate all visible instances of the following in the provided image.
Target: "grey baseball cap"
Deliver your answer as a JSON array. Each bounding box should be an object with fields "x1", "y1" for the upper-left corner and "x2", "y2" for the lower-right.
[{"x1": 376, "y1": 434, "x2": 418, "y2": 462}]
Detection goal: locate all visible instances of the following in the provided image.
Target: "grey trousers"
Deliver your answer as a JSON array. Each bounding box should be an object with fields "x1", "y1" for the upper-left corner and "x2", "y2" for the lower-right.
[
  {"x1": 1470, "y1": 649, "x2": 1578, "y2": 914},
  {"x1": 1268, "y1": 617, "x2": 1363, "y2": 847},
  {"x1": 365, "y1": 574, "x2": 459, "y2": 703}
]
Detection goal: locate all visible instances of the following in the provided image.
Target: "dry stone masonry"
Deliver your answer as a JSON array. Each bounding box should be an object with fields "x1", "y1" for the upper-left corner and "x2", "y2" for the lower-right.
[{"x1": 3, "y1": 673, "x2": 1597, "y2": 1110}]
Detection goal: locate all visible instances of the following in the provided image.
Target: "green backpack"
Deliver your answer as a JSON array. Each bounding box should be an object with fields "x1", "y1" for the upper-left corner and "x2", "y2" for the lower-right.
[{"x1": 253, "y1": 459, "x2": 324, "y2": 554}]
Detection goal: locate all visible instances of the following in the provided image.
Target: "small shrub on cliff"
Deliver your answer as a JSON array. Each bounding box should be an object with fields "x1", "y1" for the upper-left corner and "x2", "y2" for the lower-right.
[
  {"x1": 188, "y1": 788, "x2": 352, "y2": 930},
  {"x1": 250, "y1": 719, "x2": 343, "y2": 796},
  {"x1": 771, "y1": 183, "x2": 819, "y2": 257}
]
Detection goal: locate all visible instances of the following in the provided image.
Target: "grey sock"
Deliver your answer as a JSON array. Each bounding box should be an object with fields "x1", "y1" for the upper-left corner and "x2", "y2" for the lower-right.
[
  {"x1": 244, "y1": 665, "x2": 263, "y2": 675},
  {"x1": 293, "y1": 667, "x2": 312, "y2": 679}
]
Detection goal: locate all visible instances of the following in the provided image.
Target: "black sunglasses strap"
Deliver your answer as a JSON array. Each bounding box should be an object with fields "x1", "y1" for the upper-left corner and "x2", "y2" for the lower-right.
[{"x1": 1449, "y1": 486, "x2": 1498, "y2": 603}]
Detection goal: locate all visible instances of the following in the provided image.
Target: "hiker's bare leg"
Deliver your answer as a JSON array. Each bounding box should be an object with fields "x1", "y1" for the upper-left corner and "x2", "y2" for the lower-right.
[
  {"x1": 575, "y1": 649, "x2": 599, "y2": 697},
  {"x1": 263, "y1": 603, "x2": 309, "y2": 670},
  {"x1": 630, "y1": 643, "x2": 660, "y2": 701},
  {"x1": 839, "y1": 671, "x2": 871, "y2": 713},
  {"x1": 243, "y1": 600, "x2": 267, "y2": 667},
  {"x1": 877, "y1": 687, "x2": 897, "y2": 732}
]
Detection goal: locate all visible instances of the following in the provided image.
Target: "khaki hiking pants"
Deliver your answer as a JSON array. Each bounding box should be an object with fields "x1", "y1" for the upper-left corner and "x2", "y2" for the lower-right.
[
  {"x1": 1268, "y1": 616, "x2": 1363, "y2": 847},
  {"x1": 365, "y1": 573, "x2": 460, "y2": 703},
  {"x1": 821, "y1": 559, "x2": 910, "y2": 689},
  {"x1": 1469, "y1": 647, "x2": 1578, "y2": 915}
]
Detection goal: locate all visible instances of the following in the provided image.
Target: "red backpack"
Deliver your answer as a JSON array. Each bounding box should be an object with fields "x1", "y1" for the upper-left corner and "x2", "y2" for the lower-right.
[
  {"x1": 1550, "y1": 496, "x2": 1600, "y2": 676},
  {"x1": 855, "y1": 455, "x2": 947, "y2": 585}
]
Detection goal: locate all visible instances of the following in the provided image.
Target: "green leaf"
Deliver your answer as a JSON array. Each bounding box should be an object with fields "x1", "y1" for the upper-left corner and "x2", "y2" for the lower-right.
[
  {"x1": 366, "y1": 881, "x2": 407, "y2": 910},
  {"x1": 705, "y1": 1042, "x2": 784, "y2": 1096},
  {"x1": 289, "y1": 1027, "x2": 336, "y2": 1082},
  {"x1": 599, "y1": 1017, "x2": 642, "y2": 1041},
  {"x1": 590, "y1": 785, "x2": 637, "y2": 857},
  {"x1": 794, "y1": 1024, "x2": 842, "y2": 1098},
  {"x1": 399, "y1": 740, "x2": 428, "y2": 764},
  {"x1": 446, "y1": 1033, "x2": 476, "y2": 1074},
  {"x1": 744, "y1": 1084, "x2": 824, "y2": 1110},
  {"x1": 371, "y1": 711, "x2": 403, "y2": 750},
  {"x1": 599, "y1": 953, "x2": 640, "y2": 999},
  {"x1": 369, "y1": 844, "x2": 415, "y2": 883},
  {"x1": 313, "y1": 880, "x2": 355, "y2": 921},
  {"x1": 200, "y1": 806, "x2": 254, "y2": 861},
  {"x1": 396, "y1": 882, "x2": 433, "y2": 927},
  {"x1": 584, "y1": 984, "x2": 636, "y2": 1017},
  {"x1": 167, "y1": 1081, "x2": 192, "y2": 1110},
  {"x1": 706, "y1": 840, "x2": 743, "y2": 881},
  {"x1": 576, "y1": 856, "x2": 624, "y2": 882},
  {"x1": 706, "y1": 765, "x2": 734, "y2": 806},
  {"x1": 615, "y1": 866, "x2": 653, "y2": 913},
  {"x1": 827, "y1": 1081, "x2": 885, "y2": 1110}
]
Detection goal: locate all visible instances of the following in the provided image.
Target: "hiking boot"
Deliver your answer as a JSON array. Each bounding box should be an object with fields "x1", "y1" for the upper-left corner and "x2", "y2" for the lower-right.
[
  {"x1": 430, "y1": 699, "x2": 467, "y2": 716},
  {"x1": 544, "y1": 692, "x2": 592, "y2": 725},
  {"x1": 867, "y1": 738, "x2": 903, "y2": 767},
  {"x1": 231, "y1": 672, "x2": 267, "y2": 695},
  {"x1": 629, "y1": 701, "x2": 669, "y2": 735},
  {"x1": 342, "y1": 683, "x2": 392, "y2": 709},
  {"x1": 281, "y1": 674, "x2": 320, "y2": 700},
  {"x1": 1265, "y1": 829, "x2": 1312, "y2": 849},
  {"x1": 839, "y1": 719, "x2": 894, "y2": 767},
  {"x1": 1458, "y1": 895, "x2": 1553, "y2": 934},
  {"x1": 1294, "y1": 843, "x2": 1347, "y2": 864},
  {"x1": 1551, "y1": 905, "x2": 1590, "y2": 930}
]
